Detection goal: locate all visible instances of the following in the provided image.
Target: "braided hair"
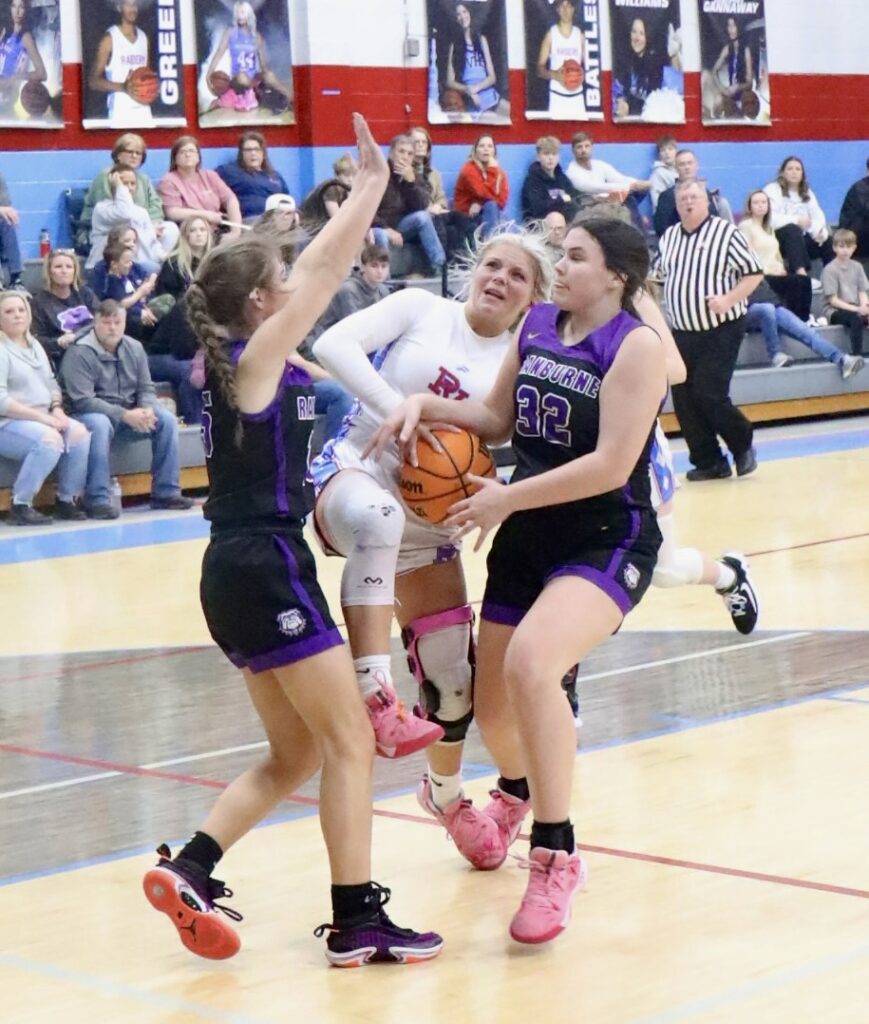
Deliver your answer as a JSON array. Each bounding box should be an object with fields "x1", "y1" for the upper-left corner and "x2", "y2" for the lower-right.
[{"x1": 185, "y1": 235, "x2": 283, "y2": 439}]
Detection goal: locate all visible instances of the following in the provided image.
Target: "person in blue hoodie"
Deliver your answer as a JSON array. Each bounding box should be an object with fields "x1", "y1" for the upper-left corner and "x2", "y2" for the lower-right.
[
  {"x1": 216, "y1": 131, "x2": 290, "y2": 221},
  {"x1": 520, "y1": 136, "x2": 580, "y2": 225}
]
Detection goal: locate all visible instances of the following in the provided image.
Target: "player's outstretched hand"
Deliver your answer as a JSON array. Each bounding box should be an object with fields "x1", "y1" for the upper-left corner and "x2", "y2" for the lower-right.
[
  {"x1": 352, "y1": 113, "x2": 389, "y2": 186},
  {"x1": 444, "y1": 473, "x2": 511, "y2": 552}
]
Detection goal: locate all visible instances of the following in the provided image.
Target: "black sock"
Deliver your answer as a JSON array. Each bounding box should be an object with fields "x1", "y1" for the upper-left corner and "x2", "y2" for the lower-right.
[
  {"x1": 9, "y1": 273, "x2": 21, "y2": 285},
  {"x1": 529, "y1": 819, "x2": 575, "y2": 854},
  {"x1": 331, "y1": 882, "x2": 379, "y2": 925},
  {"x1": 177, "y1": 831, "x2": 223, "y2": 876},
  {"x1": 497, "y1": 775, "x2": 530, "y2": 802}
]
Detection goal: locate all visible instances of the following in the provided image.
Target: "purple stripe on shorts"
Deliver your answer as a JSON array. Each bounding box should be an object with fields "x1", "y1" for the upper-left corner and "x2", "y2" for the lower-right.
[
  {"x1": 272, "y1": 406, "x2": 289, "y2": 515},
  {"x1": 546, "y1": 565, "x2": 631, "y2": 616},
  {"x1": 272, "y1": 533, "x2": 329, "y2": 633},
  {"x1": 244, "y1": 628, "x2": 344, "y2": 674},
  {"x1": 480, "y1": 600, "x2": 525, "y2": 626},
  {"x1": 604, "y1": 495, "x2": 639, "y2": 577}
]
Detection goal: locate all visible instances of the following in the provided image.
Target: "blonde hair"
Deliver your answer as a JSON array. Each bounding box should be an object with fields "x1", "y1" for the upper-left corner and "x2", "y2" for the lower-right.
[
  {"x1": 0, "y1": 289, "x2": 35, "y2": 342},
  {"x1": 452, "y1": 222, "x2": 554, "y2": 306},
  {"x1": 172, "y1": 216, "x2": 214, "y2": 283},
  {"x1": 42, "y1": 249, "x2": 84, "y2": 291}
]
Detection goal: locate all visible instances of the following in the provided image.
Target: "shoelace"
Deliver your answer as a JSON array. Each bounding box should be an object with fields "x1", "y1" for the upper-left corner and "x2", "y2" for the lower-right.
[
  {"x1": 313, "y1": 883, "x2": 396, "y2": 937},
  {"x1": 372, "y1": 689, "x2": 408, "y2": 722},
  {"x1": 725, "y1": 592, "x2": 748, "y2": 614},
  {"x1": 511, "y1": 853, "x2": 572, "y2": 908},
  {"x1": 155, "y1": 844, "x2": 244, "y2": 922}
]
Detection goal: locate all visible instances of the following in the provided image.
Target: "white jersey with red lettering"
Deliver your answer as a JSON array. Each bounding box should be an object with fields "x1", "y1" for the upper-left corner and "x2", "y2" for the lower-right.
[{"x1": 309, "y1": 288, "x2": 510, "y2": 566}]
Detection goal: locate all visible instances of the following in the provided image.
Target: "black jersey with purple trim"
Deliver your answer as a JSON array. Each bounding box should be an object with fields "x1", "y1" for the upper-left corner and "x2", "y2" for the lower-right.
[
  {"x1": 510, "y1": 303, "x2": 654, "y2": 518},
  {"x1": 201, "y1": 342, "x2": 316, "y2": 530}
]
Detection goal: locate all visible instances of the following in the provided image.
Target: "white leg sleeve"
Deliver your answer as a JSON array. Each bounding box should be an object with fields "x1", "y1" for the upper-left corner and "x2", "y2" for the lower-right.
[
  {"x1": 317, "y1": 472, "x2": 405, "y2": 606},
  {"x1": 652, "y1": 512, "x2": 705, "y2": 589}
]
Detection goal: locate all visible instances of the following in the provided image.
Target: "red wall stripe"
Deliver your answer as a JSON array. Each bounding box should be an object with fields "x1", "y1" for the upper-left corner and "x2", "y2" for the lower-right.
[{"x1": 0, "y1": 64, "x2": 865, "y2": 151}]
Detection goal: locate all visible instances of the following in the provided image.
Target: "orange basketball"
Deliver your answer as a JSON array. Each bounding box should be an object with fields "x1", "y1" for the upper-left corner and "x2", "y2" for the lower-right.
[
  {"x1": 399, "y1": 429, "x2": 496, "y2": 525},
  {"x1": 740, "y1": 89, "x2": 760, "y2": 120},
  {"x1": 440, "y1": 87, "x2": 465, "y2": 113},
  {"x1": 127, "y1": 66, "x2": 160, "y2": 105},
  {"x1": 20, "y1": 80, "x2": 50, "y2": 116},
  {"x1": 561, "y1": 59, "x2": 584, "y2": 91},
  {"x1": 208, "y1": 70, "x2": 232, "y2": 97}
]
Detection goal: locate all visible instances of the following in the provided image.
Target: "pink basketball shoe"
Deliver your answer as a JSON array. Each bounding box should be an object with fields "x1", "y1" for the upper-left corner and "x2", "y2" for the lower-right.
[
  {"x1": 365, "y1": 685, "x2": 444, "y2": 759},
  {"x1": 482, "y1": 788, "x2": 531, "y2": 855},
  {"x1": 509, "y1": 847, "x2": 588, "y2": 944},
  {"x1": 416, "y1": 777, "x2": 504, "y2": 870}
]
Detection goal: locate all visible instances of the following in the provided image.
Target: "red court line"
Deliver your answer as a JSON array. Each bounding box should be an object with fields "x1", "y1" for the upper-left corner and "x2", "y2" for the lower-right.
[
  {"x1": 0, "y1": 646, "x2": 209, "y2": 686},
  {"x1": 747, "y1": 531, "x2": 869, "y2": 559},
  {"x1": 4, "y1": 741, "x2": 868, "y2": 901}
]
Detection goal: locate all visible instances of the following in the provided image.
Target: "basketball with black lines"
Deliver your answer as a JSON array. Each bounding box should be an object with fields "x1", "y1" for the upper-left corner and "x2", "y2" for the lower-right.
[{"x1": 399, "y1": 429, "x2": 496, "y2": 524}]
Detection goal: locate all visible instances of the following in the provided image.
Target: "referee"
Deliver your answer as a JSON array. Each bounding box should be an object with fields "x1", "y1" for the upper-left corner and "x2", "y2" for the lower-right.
[{"x1": 654, "y1": 179, "x2": 763, "y2": 480}]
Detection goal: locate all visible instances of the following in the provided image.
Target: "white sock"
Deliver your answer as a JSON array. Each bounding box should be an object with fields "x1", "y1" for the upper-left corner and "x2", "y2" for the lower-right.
[
  {"x1": 354, "y1": 655, "x2": 393, "y2": 699},
  {"x1": 428, "y1": 769, "x2": 462, "y2": 810},
  {"x1": 714, "y1": 562, "x2": 737, "y2": 593}
]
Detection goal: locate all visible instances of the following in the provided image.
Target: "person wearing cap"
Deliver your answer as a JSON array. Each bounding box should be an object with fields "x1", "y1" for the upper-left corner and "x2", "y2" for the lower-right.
[{"x1": 216, "y1": 132, "x2": 290, "y2": 221}]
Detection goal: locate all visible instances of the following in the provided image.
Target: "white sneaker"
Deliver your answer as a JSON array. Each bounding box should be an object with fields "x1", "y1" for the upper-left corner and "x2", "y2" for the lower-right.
[
  {"x1": 771, "y1": 352, "x2": 793, "y2": 368},
  {"x1": 841, "y1": 354, "x2": 865, "y2": 380},
  {"x1": 811, "y1": 278, "x2": 823, "y2": 292}
]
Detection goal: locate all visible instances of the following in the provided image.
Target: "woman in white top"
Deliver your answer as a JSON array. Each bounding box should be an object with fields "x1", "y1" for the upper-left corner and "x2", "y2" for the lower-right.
[
  {"x1": 763, "y1": 156, "x2": 834, "y2": 275},
  {"x1": 87, "y1": 166, "x2": 174, "y2": 273},
  {"x1": 309, "y1": 227, "x2": 553, "y2": 866},
  {"x1": 739, "y1": 189, "x2": 812, "y2": 321}
]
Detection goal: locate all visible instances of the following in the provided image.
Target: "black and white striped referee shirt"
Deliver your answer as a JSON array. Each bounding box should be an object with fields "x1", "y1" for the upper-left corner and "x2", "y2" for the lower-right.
[{"x1": 654, "y1": 215, "x2": 763, "y2": 332}]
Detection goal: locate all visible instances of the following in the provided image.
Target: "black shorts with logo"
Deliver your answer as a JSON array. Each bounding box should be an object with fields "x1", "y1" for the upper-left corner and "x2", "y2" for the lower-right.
[
  {"x1": 481, "y1": 505, "x2": 660, "y2": 627},
  {"x1": 200, "y1": 524, "x2": 343, "y2": 674}
]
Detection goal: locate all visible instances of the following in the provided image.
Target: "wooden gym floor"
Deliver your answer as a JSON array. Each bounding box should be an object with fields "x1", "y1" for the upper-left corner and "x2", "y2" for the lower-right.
[{"x1": 1, "y1": 418, "x2": 868, "y2": 1024}]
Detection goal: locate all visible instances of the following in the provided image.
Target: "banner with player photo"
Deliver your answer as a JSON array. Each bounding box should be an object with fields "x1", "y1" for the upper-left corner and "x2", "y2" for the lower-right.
[
  {"x1": 0, "y1": 0, "x2": 63, "y2": 129},
  {"x1": 524, "y1": 0, "x2": 603, "y2": 122},
  {"x1": 699, "y1": 0, "x2": 770, "y2": 125},
  {"x1": 195, "y1": 0, "x2": 294, "y2": 129},
  {"x1": 609, "y1": 0, "x2": 685, "y2": 124},
  {"x1": 80, "y1": 0, "x2": 186, "y2": 130},
  {"x1": 427, "y1": 0, "x2": 510, "y2": 126}
]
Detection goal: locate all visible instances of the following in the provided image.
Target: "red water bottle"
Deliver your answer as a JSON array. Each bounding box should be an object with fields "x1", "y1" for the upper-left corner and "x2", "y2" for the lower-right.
[{"x1": 39, "y1": 228, "x2": 51, "y2": 258}]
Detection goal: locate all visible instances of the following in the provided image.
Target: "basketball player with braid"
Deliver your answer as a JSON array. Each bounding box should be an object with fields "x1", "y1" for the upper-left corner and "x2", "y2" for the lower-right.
[
  {"x1": 89, "y1": 0, "x2": 154, "y2": 128},
  {"x1": 367, "y1": 218, "x2": 666, "y2": 944},
  {"x1": 310, "y1": 226, "x2": 553, "y2": 870},
  {"x1": 141, "y1": 115, "x2": 442, "y2": 968}
]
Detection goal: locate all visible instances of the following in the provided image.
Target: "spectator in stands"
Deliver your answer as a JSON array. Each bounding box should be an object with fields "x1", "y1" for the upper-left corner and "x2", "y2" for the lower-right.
[
  {"x1": 156, "y1": 215, "x2": 213, "y2": 303},
  {"x1": 300, "y1": 243, "x2": 392, "y2": 445},
  {"x1": 0, "y1": 289, "x2": 90, "y2": 525},
  {"x1": 158, "y1": 136, "x2": 243, "y2": 243},
  {"x1": 453, "y1": 134, "x2": 509, "y2": 239},
  {"x1": 543, "y1": 210, "x2": 567, "y2": 251},
  {"x1": 61, "y1": 299, "x2": 193, "y2": 518},
  {"x1": 79, "y1": 134, "x2": 177, "y2": 254},
  {"x1": 654, "y1": 179, "x2": 762, "y2": 481},
  {"x1": 30, "y1": 249, "x2": 97, "y2": 371},
  {"x1": 746, "y1": 290, "x2": 864, "y2": 377},
  {"x1": 87, "y1": 165, "x2": 174, "y2": 273},
  {"x1": 371, "y1": 134, "x2": 445, "y2": 273},
  {"x1": 261, "y1": 193, "x2": 299, "y2": 230},
  {"x1": 739, "y1": 190, "x2": 812, "y2": 322},
  {"x1": 653, "y1": 148, "x2": 733, "y2": 237},
  {"x1": 763, "y1": 156, "x2": 834, "y2": 274},
  {"x1": 299, "y1": 154, "x2": 355, "y2": 237},
  {"x1": 838, "y1": 158, "x2": 869, "y2": 260},
  {"x1": 520, "y1": 135, "x2": 579, "y2": 224},
  {"x1": 565, "y1": 131, "x2": 650, "y2": 223},
  {"x1": 96, "y1": 240, "x2": 159, "y2": 341},
  {"x1": 0, "y1": 171, "x2": 24, "y2": 290},
  {"x1": 90, "y1": 223, "x2": 137, "y2": 298},
  {"x1": 216, "y1": 131, "x2": 290, "y2": 221},
  {"x1": 649, "y1": 134, "x2": 678, "y2": 212},
  {"x1": 821, "y1": 228, "x2": 869, "y2": 356},
  {"x1": 410, "y1": 125, "x2": 474, "y2": 261}
]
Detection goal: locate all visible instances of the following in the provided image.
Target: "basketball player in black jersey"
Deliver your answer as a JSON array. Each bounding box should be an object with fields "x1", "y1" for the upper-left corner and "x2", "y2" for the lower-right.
[
  {"x1": 367, "y1": 218, "x2": 666, "y2": 945},
  {"x1": 141, "y1": 114, "x2": 442, "y2": 968}
]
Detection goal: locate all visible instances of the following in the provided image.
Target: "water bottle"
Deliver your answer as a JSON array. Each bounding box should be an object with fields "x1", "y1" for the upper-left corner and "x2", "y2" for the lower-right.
[
  {"x1": 39, "y1": 228, "x2": 50, "y2": 258},
  {"x1": 110, "y1": 477, "x2": 122, "y2": 516}
]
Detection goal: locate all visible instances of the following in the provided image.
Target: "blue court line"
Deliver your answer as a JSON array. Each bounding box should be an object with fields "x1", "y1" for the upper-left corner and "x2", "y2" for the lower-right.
[
  {"x1": 0, "y1": 512, "x2": 208, "y2": 565},
  {"x1": 3, "y1": 675, "x2": 867, "y2": 890},
  {"x1": 1, "y1": 426, "x2": 867, "y2": 566},
  {"x1": 628, "y1": 940, "x2": 869, "y2": 1024},
  {"x1": 0, "y1": 953, "x2": 266, "y2": 1024}
]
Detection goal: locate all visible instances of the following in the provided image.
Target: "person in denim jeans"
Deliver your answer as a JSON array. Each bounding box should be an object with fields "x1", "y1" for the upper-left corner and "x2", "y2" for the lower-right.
[
  {"x1": 0, "y1": 291, "x2": 89, "y2": 525},
  {"x1": 745, "y1": 297, "x2": 865, "y2": 379},
  {"x1": 60, "y1": 300, "x2": 193, "y2": 519}
]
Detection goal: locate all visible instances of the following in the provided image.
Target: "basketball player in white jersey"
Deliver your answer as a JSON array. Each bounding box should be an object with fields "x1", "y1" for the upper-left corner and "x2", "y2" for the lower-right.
[
  {"x1": 89, "y1": 0, "x2": 154, "y2": 127},
  {"x1": 536, "y1": 0, "x2": 586, "y2": 119},
  {"x1": 308, "y1": 227, "x2": 553, "y2": 867}
]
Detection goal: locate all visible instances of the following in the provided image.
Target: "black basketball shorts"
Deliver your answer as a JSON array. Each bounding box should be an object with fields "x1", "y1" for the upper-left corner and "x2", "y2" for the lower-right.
[
  {"x1": 481, "y1": 506, "x2": 661, "y2": 626},
  {"x1": 201, "y1": 526, "x2": 343, "y2": 673}
]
